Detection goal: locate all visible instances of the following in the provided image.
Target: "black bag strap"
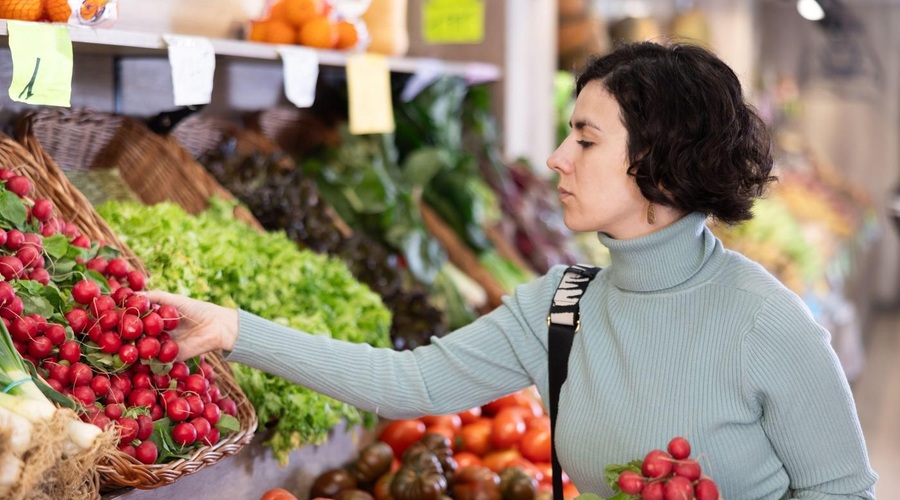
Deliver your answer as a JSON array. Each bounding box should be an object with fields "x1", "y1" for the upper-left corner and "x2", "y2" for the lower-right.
[{"x1": 548, "y1": 264, "x2": 600, "y2": 500}]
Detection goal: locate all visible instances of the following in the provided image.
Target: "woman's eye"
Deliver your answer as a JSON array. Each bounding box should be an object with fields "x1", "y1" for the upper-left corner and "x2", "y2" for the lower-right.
[{"x1": 576, "y1": 140, "x2": 593, "y2": 148}]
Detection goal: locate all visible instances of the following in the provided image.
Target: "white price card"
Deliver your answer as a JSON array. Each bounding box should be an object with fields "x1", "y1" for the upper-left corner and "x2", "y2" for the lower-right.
[
  {"x1": 163, "y1": 34, "x2": 216, "y2": 107},
  {"x1": 278, "y1": 45, "x2": 320, "y2": 108},
  {"x1": 347, "y1": 53, "x2": 395, "y2": 135}
]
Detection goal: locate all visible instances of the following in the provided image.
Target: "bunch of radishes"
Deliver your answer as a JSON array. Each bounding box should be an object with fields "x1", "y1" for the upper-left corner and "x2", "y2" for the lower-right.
[
  {"x1": 0, "y1": 169, "x2": 239, "y2": 465},
  {"x1": 611, "y1": 437, "x2": 720, "y2": 500}
]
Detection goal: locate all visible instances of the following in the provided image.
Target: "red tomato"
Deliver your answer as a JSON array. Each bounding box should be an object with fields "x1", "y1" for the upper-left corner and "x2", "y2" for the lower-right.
[
  {"x1": 534, "y1": 462, "x2": 570, "y2": 486},
  {"x1": 482, "y1": 393, "x2": 523, "y2": 416},
  {"x1": 525, "y1": 415, "x2": 550, "y2": 432},
  {"x1": 459, "y1": 419, "x2": 493, "y2": 456},
  {"x1": 454, "y1": 451, "x2": 482, "y2": 469},
  {"x1": 490, "y1": 407, "x2": 527, "y2": 449},
  {"x1": 425, "y1": 424, "x2": 456, "y2": 442},
  {"x1": 563, "y1": 482, "x2": 580, "y2": 500},
  {"x1": 421, "y1": 414, "x2": 462, "y2": 434},
  {"x1": 260, "y1": 488, "x2": 299, "y2": 500},
  {"x1": 378, "y1": 419, "x2": 426, "y2": 458},
  {"x1": 519, "y1": 427, "x2": 551, "y2": 463},
  {"x1": 508, "y1": 457, "x2": 545, "y2": 483},
  {"x1": 481, "y1": 449, "x2": 522, "y2": 473},
  {"x1": 457, "y1": 406, "x2": 482, "y2": 425}
]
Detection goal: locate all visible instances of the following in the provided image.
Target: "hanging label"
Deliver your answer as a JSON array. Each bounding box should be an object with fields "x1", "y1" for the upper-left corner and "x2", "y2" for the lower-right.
[
  {"x1": 7, "y1": 21, "x2": 73, "y2": 107},
  {"x1": 423, "y1": 0, "x2": 485, "y2": 44},
  {"x1": 279, "y1": 45, "x2": 319, "y2": 108},
  {"x1": 163, "y1": 34, "x2": 216, "y2": 107},
  {"x1": 347, "y1": 53, "x2": 395, "y2": 135}
]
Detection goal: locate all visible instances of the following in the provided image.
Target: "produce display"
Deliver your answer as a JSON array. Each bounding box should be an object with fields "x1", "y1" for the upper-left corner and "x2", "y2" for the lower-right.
[
  {"x1": 198, "y1": 135, "x2": 449, "y2": 351},
  {"x1": 0, "y1": 0, "x2": 117, "y2": 26},
  {"x1": 97, "y1": 198, "x2": 392, "y2": 464},
  {"x1": 247, "y1": 0, "x2": 361, "y2": 50}
]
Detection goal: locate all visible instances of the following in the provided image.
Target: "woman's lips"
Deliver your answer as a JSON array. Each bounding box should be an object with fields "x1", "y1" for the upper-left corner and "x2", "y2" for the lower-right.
[{"x1": 558, "y1": 187, "x2": 573, "y2": 200}]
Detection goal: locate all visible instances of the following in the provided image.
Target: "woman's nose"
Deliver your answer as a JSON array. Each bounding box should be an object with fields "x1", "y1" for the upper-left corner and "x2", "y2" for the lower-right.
[{"x1": 546, "y1": 141, "x2": 571, "y2": 173}]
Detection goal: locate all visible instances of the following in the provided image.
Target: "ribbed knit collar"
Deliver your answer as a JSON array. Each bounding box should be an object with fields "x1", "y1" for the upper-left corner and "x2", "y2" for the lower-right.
[{"x1": 597, "y1": 212, "x2": 716, "y2": 292}]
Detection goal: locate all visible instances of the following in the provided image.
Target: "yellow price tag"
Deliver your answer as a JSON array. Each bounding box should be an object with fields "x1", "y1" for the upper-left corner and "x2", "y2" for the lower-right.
[
  {"x1": 423, "y1": 0, "x2": 485, "y2": 44},
  {"x1": 7, "y1": 21, "x2": 74, "y2": 107},
  {"x1": 346, "y1": 53, "x2": 395, "y2": 135}
]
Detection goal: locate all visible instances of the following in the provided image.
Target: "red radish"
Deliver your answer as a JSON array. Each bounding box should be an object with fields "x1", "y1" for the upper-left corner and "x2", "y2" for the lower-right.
[
  {"x1": 106, "y1": 387, "x2": 126, "y2": 404},
  {"x1": 132, "y1": 372, "x2": 152, "y2": 390},
  {"x1": 0, "y1": 281, "x2": 14, "y2": 305},
  {"x1": 106, "y1": 258, "x2": 129, "y2": 279},
  {"x1": 167, "y1": 398, "x2": 191, "y2": 422},
  {"x1": 63, "y1": 221, "x2": 80, "y2": 238},
  {"x1": 132, "y1": 362, "x2": 151, "y2": 375},
  {"x1": 72, "y1": 236, "x2": 91, "y2": 249},
  {"x1": 59, "y1": 340, "x2": 82, "y2": 364},
  {"x1": 119, "y1": 314, "x2": 144, "y2": 341},
  {"x1": 118, "y1": 444, "x2": 136, "y2": 458},
  {"x1": 99, "y1": 309, "x2": 119, "y2": 330},
  {"x1": 172, "y1": 422, "x2": 197, "y2": 446},
  {"x1": 27, "y1": 314, "x2": 47, "y2": 333},
  {"x1": 88, "y1": 413, "x2": 111, "y2": 431},
  {"x1": 0, "y1": 256, "x2": 24, "y2": 279},
  {"x1": 72, "y1": 279, "x2": 101, "y2": 304},
  {"x1": 0, "y1": 169, "x2": 12, "y2": 180},
  {"x1": 136, "y1": 414, "x2": 153, "y2": 441},
  {"x1": 168, "y1": 362, "x2": 189, "y2": 382},
  {"x1": 112, "y1": 286, "x2": 133, "y2": 305},
  {"x1": 65, "y1": 308, "x2": 89, "y2": 333},
  {"x1": 10, "y1": 316, "x2": 37, "y2": 342},
  {"x1": 135, "y1": 441, "x2": 158, "y2": 465},
  {"x1": 157, "y1": 304, "x2": 180, "y2": 330},
  {"x1": 149, "y1": 404, "x2": 163, "y2": 421},
  {"x1": 642, "y1": 450, "x2": 673, "y2": 479},
  {"x1": 185, "y1": 394, "x2": 204, "y2": 418},
  {"x1": 0, "y1": 229, "x2": 6, "y2": 246},
  {"x1": 86, "y1": 257, "x2": 108, "y2": 275},
  {"x1": 117, "y1": 417, "x2": 140, "y2": 444},
  {"x1": 152, "y1": 373, "x2": 170, "y2": 390},
  {"x1": 618, "y1": 470, "x2": 644, "y2": 494},
  {"x1": 641, "y1": 481, "x2": 664, "y2": 500},
  {"x1": 5, "y1": 175, "x2": 31, "y2": 197},
  {"x1": 110, "y1": 374, "x2": 133, "y2": 397},
  {"x1": 46, "y1": 378, "x2": 63, "y2": 392},
  {"x1": 128, "y1": 388, "x2": 156, "y2": 408},
  {"x1": 47, "y1": 362, "x2": 70, "y2": 384},
  {"x1": 27, "y1": 336, "x2": 52, "y2": 358},
  {"x1": 199, "y1": 361, "x2": 216, "y2": 382},
  {"x1": 99, "y1": 331, "x2": 123, "y2": 354},
  {"x1": 72, "y1": 385, "x2": 96, "y2": 405},
  {"x1": 141, "y1": 312, "x2": 163, "y2": 337},
  {"x1": 29, "y1": 268, "x2": 50, "y2": 285},
  {"x1": 190, "y1": 417, "x2": 211, "y2": 442},
  {"x1": 207, "y1": 384, "x2": 221, "y2": 403},
  {"x1": 117, "y1": 343, "x2": 138, "y2": 365},
  {"x1": 126, "y1": 270, "x2": 146, "y2": 291},
  {"x1": 184, "y1": 374, "x2": 209, "y2": 395},
  {"x1": 160, "y1": 389, "x2": 179, "y2": 408},
  {"x1": 695, "y1": 479, "x2": 720, "y2": 500},
  {"x1": 217, "y1": 397, "x2": 237, "y2": 417},
  {"x1": 124, "y1": 295, "x2": 150, "y2": 316},
  {"x1": 4, "y1": 230, "x2": 24, "y2": 251},
  {"x1": 673, "y1": 459, "x2": 701, "y2": 481},
  {"x1": 68, "y1": 362, "x2": 93, "y2": 386},
  {"x1": 663, "y1": 476, "x2": 693, "y2": 500},
  {"x1": 105, "y1": 403, "x2": 124, "y2": 420},
  {"x1": 31, "y1": 199, "x2": 53, "y2": 221},
  {"x1": 202, "y1": 402, "x2": 221, "y2": 425},
  {"x1": 157, "y1": 340, "x2": 179, "y2": 363},
  {"x1": 202, "y1": 427, "x2": 220, "y2": 446},
  {"x1": 86, "y1": 324, "x2": 102, "y2": 344},
  {"x1": 90, "y1": 295, "x2": 116, "y2": 317},
  {"x1": 136, "y1": 337, "x2": 160, "y2": 360},
  {"x1": 667, "y1": 437, "x2": 691, "y2": 460},
  {"x1": 16, "y1": 245, "x2": 40, "y2": 267},
  {"x1": 1, "y1": 297, "x2": 23, "y2": 320}
]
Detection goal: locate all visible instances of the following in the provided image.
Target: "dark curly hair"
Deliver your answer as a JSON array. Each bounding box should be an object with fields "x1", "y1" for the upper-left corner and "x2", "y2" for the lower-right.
[{"x1": 576, "y1": 41, "x2": 776, "y2": 224}]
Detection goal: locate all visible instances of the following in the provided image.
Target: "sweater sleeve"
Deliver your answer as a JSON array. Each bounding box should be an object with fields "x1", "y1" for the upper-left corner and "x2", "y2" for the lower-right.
[
  {"x1": 743, "y1": 290, "x2": 878, "y2": 499},
  {"x1": 224, "y1": 267, "x2": 565, "y2": 419}
]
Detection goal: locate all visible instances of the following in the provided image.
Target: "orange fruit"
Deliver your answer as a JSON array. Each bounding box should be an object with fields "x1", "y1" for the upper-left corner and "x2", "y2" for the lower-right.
[
  {"x1": 285, "y1": 0, "x2": 324, "y2": 28},
  {"x1": 46, "y1": 0, "x2": 72, "y2": 23},
  {"x1": 247, "y1": 21, "x2": 268, "y2": 42},
  {"x1": 298, "y1": 17, "x2": 337, "y2": 49},
  {"x1": 268, "y1": 1, "x2": 289, "y2": 22},
  {"x1": 0, "y1": 0, "x2": 45, "y2": 21},
  {"x1": 335, "y1": 20, "x2": 359, "y2": 50},
  {"x1": 264, "y1": 20, "x2": 299, "y2": 45}
]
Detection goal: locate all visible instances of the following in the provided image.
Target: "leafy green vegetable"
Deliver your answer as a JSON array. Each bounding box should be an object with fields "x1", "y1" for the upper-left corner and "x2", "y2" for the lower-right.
[{"x1": 97, "y1": 198, "x2": 392, "y2": 464}]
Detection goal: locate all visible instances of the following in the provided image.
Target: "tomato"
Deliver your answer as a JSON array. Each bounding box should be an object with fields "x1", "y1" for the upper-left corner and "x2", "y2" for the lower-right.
[
  {"x1": 525, "y1": 415, "x2": 550, "y2": 432},
  {"x1": 459, "y1": 419, "x2": 493, "y2": 456},
  {"x1": 379, "y1": 419, "x2": 427, "y2": 458},
  {"x1": 457, "y1": 406, "x2": 482, "y2": 425},
  {"x1": 424, "y1": 424, "x2": 456, "y2": 443},
  {"x1": 519, "y1": 428, "x2": 551, "y2": 463},
  {"x1": 481, "y1": 449, "x2": 522, "y2": 473},
  {"x1": 508, "y1": 457, "x2": 545, "y2": 483},
  {"x1": 490, "y1": 407, "x2": 526, "y2": 449},
  {"x1": 482, "y1": 393, "x2": 522, "y2": 416},
  {"x1": 563, "y1": 482, "x2": 579, "y2": 500},
  {"x1": 260, "y1": 488, "x2": 299, "y2": 500},
  {"x1": 454, "y1": 451, "x2": 482, "y2": 469},
  {"x1": 533, "y1": 462, "x2": 569, "y2": 486},
  {"x1": 420, "y1": 414, "x2": 462, "y2": 434}
]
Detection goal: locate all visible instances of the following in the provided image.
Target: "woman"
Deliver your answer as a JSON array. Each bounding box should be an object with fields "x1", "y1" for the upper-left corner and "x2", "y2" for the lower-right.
[{"x1": 148, "y1": 42, "x2": 877, "y2": 498}]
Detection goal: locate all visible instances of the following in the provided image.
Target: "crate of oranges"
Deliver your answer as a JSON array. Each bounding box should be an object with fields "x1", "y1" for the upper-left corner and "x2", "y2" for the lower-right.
[
  {"x1": 247, "y1": 0, "x2": 362, "y2": 51},
  {"x1": 0, "y1": 0, "x2": 118, "y2": 26}
]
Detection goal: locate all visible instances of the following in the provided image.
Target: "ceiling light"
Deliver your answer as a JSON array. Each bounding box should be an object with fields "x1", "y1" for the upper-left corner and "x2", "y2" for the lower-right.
[{"x1": 797, "y1": 0, "x2": 826, "y2": 21}]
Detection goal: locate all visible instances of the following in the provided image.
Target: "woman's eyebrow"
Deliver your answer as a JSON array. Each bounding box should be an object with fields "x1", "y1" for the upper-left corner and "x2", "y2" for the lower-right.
[{"x1": 569, "y1": 118, "x2": 602, "y2": 132}]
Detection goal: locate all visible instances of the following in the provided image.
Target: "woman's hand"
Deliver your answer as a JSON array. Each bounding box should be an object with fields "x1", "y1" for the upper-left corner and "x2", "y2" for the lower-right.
[{"x1": 143, "y1": 291, "x2": 238, "y2": 361}]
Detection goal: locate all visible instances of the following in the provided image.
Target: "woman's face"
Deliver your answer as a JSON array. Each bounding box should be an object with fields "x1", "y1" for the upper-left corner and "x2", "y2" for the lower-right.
[{"x1": 547, "y1": 80, "x2": 648, "y2": 239}]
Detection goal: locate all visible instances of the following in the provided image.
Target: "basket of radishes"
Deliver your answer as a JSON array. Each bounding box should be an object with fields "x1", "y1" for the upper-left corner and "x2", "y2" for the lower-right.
[{"x1": 0, "y1": 134, "x2": 258, "y2": 491}]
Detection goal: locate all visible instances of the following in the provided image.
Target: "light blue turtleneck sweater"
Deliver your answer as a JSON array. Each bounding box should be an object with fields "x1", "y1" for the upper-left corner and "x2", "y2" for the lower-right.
[{"x1": 227, "y1": 212, "x2": 877, "y2": 499}]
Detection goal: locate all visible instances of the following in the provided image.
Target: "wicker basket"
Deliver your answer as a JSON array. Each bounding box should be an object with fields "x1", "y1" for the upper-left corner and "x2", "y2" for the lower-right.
[
  {"x1": 0, "y1": 134, "x2": 258, "y2": 491},
  {"x1": 15, "y1": 109, "x2": 263, "y2": 232}
]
